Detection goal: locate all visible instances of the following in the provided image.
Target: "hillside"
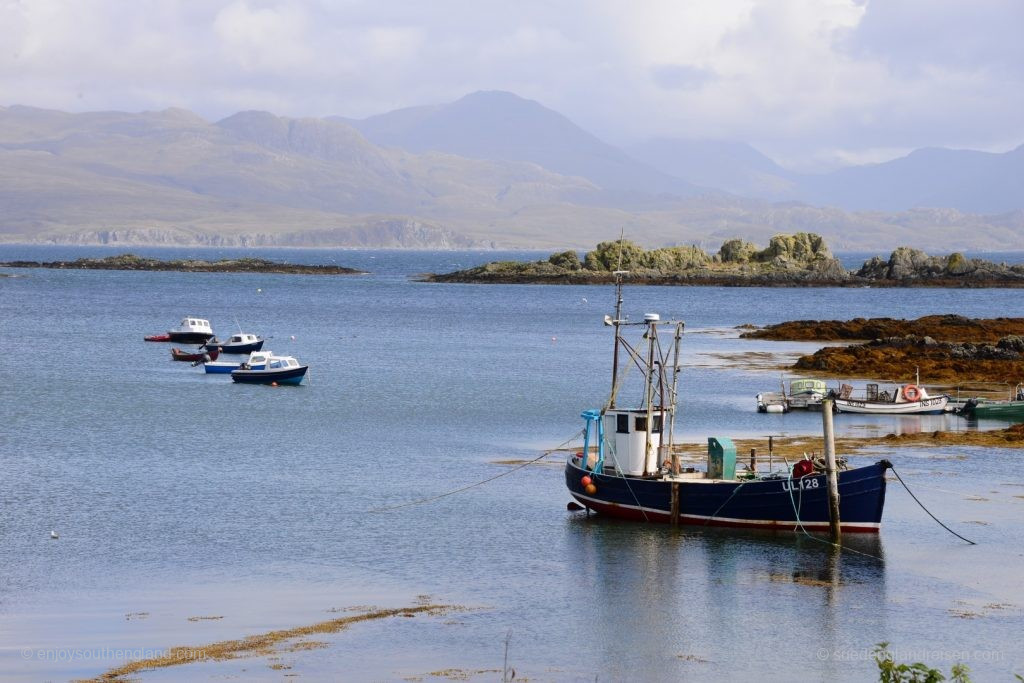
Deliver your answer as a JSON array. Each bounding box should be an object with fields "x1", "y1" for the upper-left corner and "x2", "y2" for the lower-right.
[
  {"x1": 0, "y1": 99, "x2": 1022, "y2": 250},
  {"x1": 339, "y1": 90, "x2": 701, "y2": 197}
]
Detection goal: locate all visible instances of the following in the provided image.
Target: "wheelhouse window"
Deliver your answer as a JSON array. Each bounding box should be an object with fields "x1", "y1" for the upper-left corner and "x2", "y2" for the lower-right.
[
  {"x1": 635, "y1": 415, "x2": 663, "y2": 433},
  {"x1": 616, "y1": 414, "x2": 629, "y2": 433}
]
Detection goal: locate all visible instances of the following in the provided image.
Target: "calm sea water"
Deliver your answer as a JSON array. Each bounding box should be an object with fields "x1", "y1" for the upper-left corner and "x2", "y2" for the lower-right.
[{"x1": 1, "y1": 246, "x2": 1022, "y2": 681}]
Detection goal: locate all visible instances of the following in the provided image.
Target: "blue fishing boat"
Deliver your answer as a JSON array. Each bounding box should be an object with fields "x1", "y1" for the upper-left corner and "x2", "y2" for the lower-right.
[
  {"x1": 565, "y1": 274, "x2": 890, "y2": 532},
  {"x1": 231, "y1": 353, "x2": 308, "y2": 385},
  {"x1": 204, "y1": 332, "x2": 264, "y2": 354},
  {"x1": 203, "y1": 351, "x2": 270, "y2": 374}
]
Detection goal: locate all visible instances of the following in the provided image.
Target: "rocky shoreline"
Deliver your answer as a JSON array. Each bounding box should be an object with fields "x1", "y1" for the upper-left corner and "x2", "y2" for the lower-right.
[
  {"x1": 421, "y1": 233, "x2": 1024, "y2": 287},
  {"x1": 791, "y1": 334, "x2": 1024, "y2": 383},
  {"x1": 741, "y1": 314, "x2": 1024, "y2": 342},
  {"x1": 740, "y1": 315, "x2": 1024, "y2": 383},
  {"x1": 0, "y1": 253, "x2": 366, "y2": 275}
]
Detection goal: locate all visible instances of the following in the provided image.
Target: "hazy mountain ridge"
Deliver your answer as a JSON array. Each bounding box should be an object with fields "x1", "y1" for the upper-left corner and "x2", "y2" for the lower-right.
[
  {"x1": 0, "y1": 98, "x2": 1021, "y2": 250},
  {"x1": 336, "y1": 91, "x2": 706, "y2": 197},
  {"x1": 629, "y1": 134, "x2": 1024, "y2": 213}
]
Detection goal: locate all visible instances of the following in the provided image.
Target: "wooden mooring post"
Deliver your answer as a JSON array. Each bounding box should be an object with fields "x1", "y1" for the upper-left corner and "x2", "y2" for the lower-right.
[
  {"x1": 821, "y1": 399, "x2": 841, "y2": 544},
  {"x1": 670, "y1": 482, "x2": 680, "y2": 525}
]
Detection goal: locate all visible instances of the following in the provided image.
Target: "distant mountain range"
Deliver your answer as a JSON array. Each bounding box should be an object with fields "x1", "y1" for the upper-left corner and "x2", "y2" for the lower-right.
[{"x1": 0, "y1": 92, "x2": 1021, "y2": 250}]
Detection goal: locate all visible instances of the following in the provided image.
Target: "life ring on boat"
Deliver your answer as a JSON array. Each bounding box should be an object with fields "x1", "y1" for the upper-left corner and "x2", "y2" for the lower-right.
[{"x1": 902, "y1": 384, "x2": 921, "y2": 401}]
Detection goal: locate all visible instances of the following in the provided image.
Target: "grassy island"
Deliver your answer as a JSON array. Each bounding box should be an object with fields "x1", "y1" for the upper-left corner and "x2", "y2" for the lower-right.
[{"x1": 421, "y1": 233, "x2": 1024, "y2": 287}]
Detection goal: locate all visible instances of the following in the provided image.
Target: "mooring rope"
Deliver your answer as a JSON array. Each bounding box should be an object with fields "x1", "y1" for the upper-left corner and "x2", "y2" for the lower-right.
[
  {"x1": 703, "y1": 479, "x2": 750, "y2": 525},
  {"x1": 369, "y1": 430, "x2": 584, "y2": 513},
  {"x1": 785, "y1": 467, "x2": 884, "y2": 561},
  {"x1": 889, "y1": 465, "x2": 977, "y2": 545}
]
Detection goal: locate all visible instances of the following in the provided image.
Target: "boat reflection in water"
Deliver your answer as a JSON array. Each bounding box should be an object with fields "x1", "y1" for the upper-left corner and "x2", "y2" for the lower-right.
[{"x1": 565, "y1": 516, "x2": 886, "y2": 678}]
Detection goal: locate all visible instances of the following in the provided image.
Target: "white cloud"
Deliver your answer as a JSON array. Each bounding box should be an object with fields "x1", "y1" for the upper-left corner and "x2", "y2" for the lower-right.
[
  {"x1": 214, "y1": 1, "x2": 314, "y2": 72},
  {"x1": 0, "y1": 0, "x2": 1020, "y2": 166}
]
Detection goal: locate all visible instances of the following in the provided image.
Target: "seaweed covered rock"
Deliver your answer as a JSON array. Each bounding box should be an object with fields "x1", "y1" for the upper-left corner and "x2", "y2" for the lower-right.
[
  {"x1": 856, "y1": 247, "x2": 1024, "y2": 283},
  {"x1": 0, "y1": 253, "x2": 365, "y2": 275},
  {"x1": 742, "y1": 314, "x2": 1024, "y2": 342},
  {"x1": 792, "y1": 334, "x2": 1024, "y2": 382}
]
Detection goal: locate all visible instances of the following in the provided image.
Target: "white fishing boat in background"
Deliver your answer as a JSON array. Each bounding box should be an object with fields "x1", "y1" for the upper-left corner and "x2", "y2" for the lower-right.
[
  {"x1": 833, "y1": 382, "x2": 948, "y2": 415},
  {"x1": 756, "y1": 377, "x2": 830, "y2": 413}
]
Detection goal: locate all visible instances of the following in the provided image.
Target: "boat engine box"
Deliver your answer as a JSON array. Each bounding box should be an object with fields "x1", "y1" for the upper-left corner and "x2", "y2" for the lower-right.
[{"x1": 707, "y1": 437, "x2": 736, "y2": 480}]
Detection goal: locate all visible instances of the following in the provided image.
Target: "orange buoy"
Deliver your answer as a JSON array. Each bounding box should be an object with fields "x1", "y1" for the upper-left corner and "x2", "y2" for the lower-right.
[
  {"x1": 902, "y1": 384, "x2": 921, "y2": 401},
  {"x1": 584, "y1": 483, "x2": 597, "y2": 495},
  {"x1": 581, "y1": 475, "x2": 592, "y2": 486}
]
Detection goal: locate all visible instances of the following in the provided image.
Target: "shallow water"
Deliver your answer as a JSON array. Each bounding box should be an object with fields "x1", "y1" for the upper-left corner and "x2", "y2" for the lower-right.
[{"x1": 0, "y1": 247, "x2": 1022, "y2": 681}]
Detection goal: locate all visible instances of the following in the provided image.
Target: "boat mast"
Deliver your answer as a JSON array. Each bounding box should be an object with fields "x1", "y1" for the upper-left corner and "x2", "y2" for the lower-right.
[
  {"x1": 668, "y1": 322, "x2": 683, "y2": 474},
  {"x1": 644, "y1": 315, "x2": 656, "y2": 475},
  {"x1": 608, "y1": 270, "x2": 626, "y2": 409}
]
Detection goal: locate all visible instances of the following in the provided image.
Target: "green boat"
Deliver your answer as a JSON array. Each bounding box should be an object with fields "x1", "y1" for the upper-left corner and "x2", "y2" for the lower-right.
[{"x1": 962, "y1": 384, "x2": 1024, "y2": 421}]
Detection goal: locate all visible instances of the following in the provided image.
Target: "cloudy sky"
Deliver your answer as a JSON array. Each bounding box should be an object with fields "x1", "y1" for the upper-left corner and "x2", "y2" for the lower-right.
[{"x1": 2, "y1": 0, "x2": 1022, "y2": 169}]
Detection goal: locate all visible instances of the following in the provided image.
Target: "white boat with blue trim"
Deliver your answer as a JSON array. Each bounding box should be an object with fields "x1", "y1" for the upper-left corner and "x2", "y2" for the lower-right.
[
  {"x1": 231, "y1": 352, "x2": 308, "y2": 385},
  {"x1": 204, "y1": 350, "x2": 271, "y2": 374}
]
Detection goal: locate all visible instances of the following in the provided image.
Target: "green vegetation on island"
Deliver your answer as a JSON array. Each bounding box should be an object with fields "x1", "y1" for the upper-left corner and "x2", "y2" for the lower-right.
[{"x1": 422, "y1": 233, "x2": 1024, "y2": 287}]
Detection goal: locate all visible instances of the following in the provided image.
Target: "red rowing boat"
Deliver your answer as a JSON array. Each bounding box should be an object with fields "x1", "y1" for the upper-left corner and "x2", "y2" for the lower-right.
[{"x1": 170, "y1": 347, "x2": 220, "y2": 362}]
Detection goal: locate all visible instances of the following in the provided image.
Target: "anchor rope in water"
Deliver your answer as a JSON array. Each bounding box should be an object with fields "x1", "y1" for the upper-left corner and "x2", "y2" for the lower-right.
[
  {"x1": 785, "y1": 466, "x2": 885, "y2": 561},
  {"x1": 369, "y1": 429, "x2": 584, "y2": 513},
  {"x1": 889, "y1": 465, "x2": 976, "y2": 545}
]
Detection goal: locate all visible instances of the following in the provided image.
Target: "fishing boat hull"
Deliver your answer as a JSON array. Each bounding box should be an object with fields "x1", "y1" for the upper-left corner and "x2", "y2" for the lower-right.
[
  {"x1": 204, "y1": 339, "x2": 264, "y2": 354},
  {"x1": 204, "y1": 359, "x2": 268, "y2": 374},
  {"x1": 231, "y1": 365, "x2": 308, "y2": 385},
  {"x1": 963, "y1": 400, "x2": 1024, "y2": 421},
  {"x1": 565, "y1": 457, "x2": 889, "y2": 532},
  {"x1": 167, "y1": 332, "x2": 214, "y2": 344},
  {"x1": 834, "y1": 395, "x2": 948, "y2": 414}
]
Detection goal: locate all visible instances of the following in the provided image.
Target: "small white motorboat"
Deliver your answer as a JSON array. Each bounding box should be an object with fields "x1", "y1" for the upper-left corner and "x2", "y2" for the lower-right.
[
  {"x1": 757, "y1": 378, "x2": 830, "y2": 413},
  {"x1": 204, "y1": 332, "x2": 264, "y2": 354},
  {"x1": 230, "y1": 353, "x2": 308, "y2": 385},
  {"x1": 167, "y1": 316, "x2": 215, "y2": 344}
]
